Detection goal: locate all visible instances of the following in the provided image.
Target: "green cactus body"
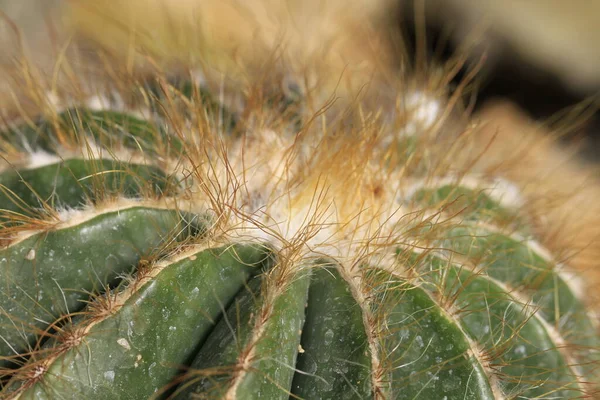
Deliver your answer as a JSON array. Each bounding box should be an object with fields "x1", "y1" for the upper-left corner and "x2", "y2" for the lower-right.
[
  {"x1": 0, "y1": 60, "x2": 598, "y2": 400},
  {"x1": 182, "y1": 270, "x2": 310, "y2": 399},
  {"x1": 367, "y1": 268, "x2": 495, "y2": 400},
  {"x1": 0, "y1": 109, "x2": 179, "y2": 157},
  {"x1": 0, "y1": 206, "x2": 205, "y2": 370},
  {"x1": 0, "y1": 159, "x2": 172, "y2": 214},
  {"x1": 6, "y1": 244, "x2": 268, "y2": 399},
  {"x1": 291, "y1": 267, "x2": 373, "y2": 399}
]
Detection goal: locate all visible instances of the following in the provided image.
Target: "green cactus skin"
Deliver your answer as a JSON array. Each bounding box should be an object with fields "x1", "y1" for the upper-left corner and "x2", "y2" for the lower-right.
[
  {"x1": 179, "y1": 270, "x2": 310, "y2": 399},
  {"x1": 0, "y1": 77, "x2": 598, "y2": 400},
  {"x1": 409, "y1": 184, "x2": 519, "y2": 224},
  {"x1": 0, "y1": 159, "x2": 172, "y2": 214},
  {"x1": 0, "y1": 109, "x2": 181, "y2": 157},
  {"x1": 9, "y1": 244, "x2": 270, "y2": 399},
  {"x1": 0, "y1": 206, "x2": 204, "y2": 371},
  {"x1": 291, "y1": 267, "x2": 372, "y2": 399},
  {"x1": 437, "y1": 226, "x2": 598, "y2": 350}
]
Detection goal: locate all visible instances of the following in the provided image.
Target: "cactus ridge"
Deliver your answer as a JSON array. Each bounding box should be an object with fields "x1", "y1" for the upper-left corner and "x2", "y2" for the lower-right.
[{"x1": 0, "y1": 59, "x2": 598, "y2": 400}]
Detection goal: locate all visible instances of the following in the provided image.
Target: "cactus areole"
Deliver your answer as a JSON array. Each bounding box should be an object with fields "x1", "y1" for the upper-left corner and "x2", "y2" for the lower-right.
[{"x1": 0, "y1": 10, "x2": 599, "y2": 400}]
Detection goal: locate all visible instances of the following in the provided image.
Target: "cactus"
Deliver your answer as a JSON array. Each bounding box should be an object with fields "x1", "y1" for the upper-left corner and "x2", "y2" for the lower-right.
[{"x1": 0, "y1": 2, "x2": 599, "y2": 399}]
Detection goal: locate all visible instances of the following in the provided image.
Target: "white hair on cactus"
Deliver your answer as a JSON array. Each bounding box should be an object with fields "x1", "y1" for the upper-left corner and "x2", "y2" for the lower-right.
[
  {"x1": 45, "y1": 91, "x2": 63, "y2": 110},
  {"x1": 26, "y1": 151, "x2": 63, "y2": 170},
  {"x1": 487, "y1": 178, "x2": 524, "y2": 209},
  {"x1": 44, "y1": 91, "x2": 115, "y2": 113},
  {"x1": 220, "y1": 127, "x2": 411, "y2": 265},
  {"x1": 85, "y1": 95, "x2": 114, "y2": 111},
  {"x1": 400, "y1": 91, "x2": 441, "y2": 136},
  {"x1": 406, "y1": 91, "x2": 441, "y2": 130},
  {"x1": 44, "y1": 90, "x2": 143, "y2": 117},
  {"x1": 380, "y1": 90, "x2": 442, "y2": 148}
]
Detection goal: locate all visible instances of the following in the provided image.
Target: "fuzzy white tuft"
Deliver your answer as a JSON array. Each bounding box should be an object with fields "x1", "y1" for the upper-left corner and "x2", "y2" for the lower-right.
[{"x1": 26, "y1": 151, "x2": 63, "y2": 169}]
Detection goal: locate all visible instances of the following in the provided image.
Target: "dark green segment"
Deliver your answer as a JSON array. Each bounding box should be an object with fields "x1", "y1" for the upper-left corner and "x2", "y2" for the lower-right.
[
  {"x1": 366, "y1": 268, "x2": 494, "y2": 400},
  {"x1": 0, "y1": 159, "x2": 174, "y2": 214},
  {"x1": 179, "y1": 83, "x2": 237, "y2": 132},
  {"x1": 177, "y1": 270, "x2": 310, "y2": 399},
  {"x1": 411, "y1": 184, "x2": 517, "y2": 223},
  {"x1": 421, "y1": 255, "x2": 580, "y2": 397},
  {"x1": 0, "y1": 118, "x2": 56, "y2": 154},
  {"x1": 173, "y1": 276, "x2": 264, "y2": 398},
  {"x1": 233, "y1": 271, "x2": 310, "y2": 399},
  {"x1": 440, "y1": 226, "x2": 600, "y2": 372},
  {"x1": 0, "y1": 207, "x2": 204, "y2": 371},
  {"x1": 148, "y1": 76, "x2": 306, "y2": 134},
  {"x1": 292, "y1": 267, "x2": 372, "y2": 399},
  {"x1": 16, "y1": 244, "x2": 270, "y2": 399},
  {"x1": 1, "y1": 109, "x2": 183, "y2": 156},
  {"x1": 60, "y1": 109, "x2": 183, "y2": 156},
  {"x1": 146, "y1": 79, "x2": 237, "y2": 132}
]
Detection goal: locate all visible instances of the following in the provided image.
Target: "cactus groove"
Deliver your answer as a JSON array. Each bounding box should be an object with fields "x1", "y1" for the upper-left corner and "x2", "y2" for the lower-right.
[{"x1": 0, "y1": 71, "x2": 598, "y2": 399}]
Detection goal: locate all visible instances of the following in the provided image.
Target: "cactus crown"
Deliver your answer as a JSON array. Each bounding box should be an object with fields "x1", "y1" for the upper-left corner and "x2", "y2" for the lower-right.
[{"x1": 0, "y1": 2, "x2": 599, "y2": 399}]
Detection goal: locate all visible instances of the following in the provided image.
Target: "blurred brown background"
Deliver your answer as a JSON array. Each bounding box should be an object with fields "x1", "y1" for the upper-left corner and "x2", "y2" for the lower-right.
[
  {"x1": 399, "y1": 0, "x2": 600, "y2": 161},
  {"x1": 1, "y1": 0, "x2": 599, "y2": 160},
  {"x1": 0, "y1": 0, "x2": 63, "y2": 67}
]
